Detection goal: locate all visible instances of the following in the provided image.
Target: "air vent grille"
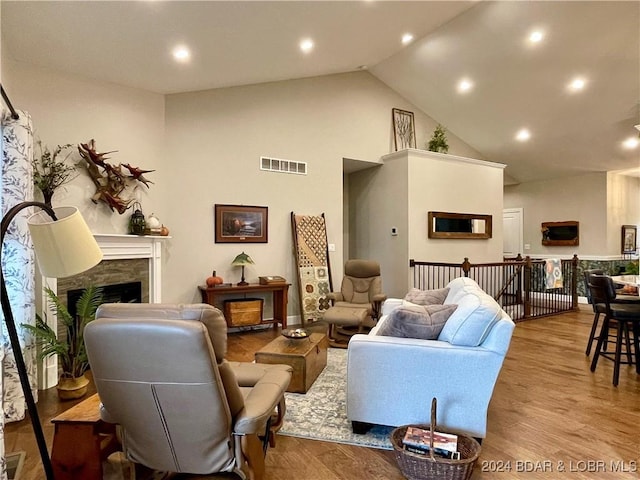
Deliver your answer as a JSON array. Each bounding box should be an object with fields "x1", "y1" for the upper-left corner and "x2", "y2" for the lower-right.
[{"x1": 260, "y1": 156, "x2": 307, "y2": 175}]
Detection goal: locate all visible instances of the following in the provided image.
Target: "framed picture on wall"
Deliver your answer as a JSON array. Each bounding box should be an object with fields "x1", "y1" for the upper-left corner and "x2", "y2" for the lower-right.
[
  {"x1": 621, "y1": 225, "x2": 637, "y2": 254},
  {"x1": 392, "y1": 108, "x2": 416, "y2": 151},
  {"x1": 214, "y1": 204, "x2": 268, "y2": 243}
]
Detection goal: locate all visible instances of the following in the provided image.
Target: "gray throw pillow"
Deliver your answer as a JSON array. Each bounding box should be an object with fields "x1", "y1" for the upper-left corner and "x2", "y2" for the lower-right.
[
  {"x1": 377, "y1": 304, "x2": 458, "y2": 340},
  {"x1": 404, "y1": 287, "x2": 450, "y2": 306}
]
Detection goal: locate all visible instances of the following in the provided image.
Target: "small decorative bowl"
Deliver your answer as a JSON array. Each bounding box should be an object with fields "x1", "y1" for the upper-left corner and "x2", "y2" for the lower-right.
[{"x1": 282, "y1": 328, "x2": 310, "y2": 339}]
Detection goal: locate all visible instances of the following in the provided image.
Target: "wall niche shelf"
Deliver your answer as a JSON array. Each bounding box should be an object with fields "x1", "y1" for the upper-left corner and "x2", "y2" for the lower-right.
[
  {"x1": 428, "y1": 211, "x2": 492, "y2": 239},
  {"x1": 541, "y1": 221, "x2": 579, "y2": 246}
]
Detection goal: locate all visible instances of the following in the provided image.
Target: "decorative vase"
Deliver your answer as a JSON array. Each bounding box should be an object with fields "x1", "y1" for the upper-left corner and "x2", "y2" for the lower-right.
[{"x1": 56, "y1": 374, "x2": 90, "y2": 400}]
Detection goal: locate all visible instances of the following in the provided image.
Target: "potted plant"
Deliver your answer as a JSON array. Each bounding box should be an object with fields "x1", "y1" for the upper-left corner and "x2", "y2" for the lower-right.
[
  {"x1": 32, "y1": 141, "x2": 77, "y2": 206},
  {"x1": 23, "y1": 285, "x2": 102, "y2": 399},
  {"x1": 427, "y1": 124, "x2": 449, "y2": 153}
]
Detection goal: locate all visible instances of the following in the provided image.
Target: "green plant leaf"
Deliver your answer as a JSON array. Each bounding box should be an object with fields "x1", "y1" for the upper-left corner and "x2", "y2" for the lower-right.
[
  {"x1": 45, "y1": 286, "x2": 74, "y2": 327},
  {"x1": 26, "y1": 285, "x2": 103, "y2": 378}
]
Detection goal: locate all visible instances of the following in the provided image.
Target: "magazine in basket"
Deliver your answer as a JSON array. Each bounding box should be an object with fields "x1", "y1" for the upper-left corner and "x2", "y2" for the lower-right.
[{"x1": 402, "y1": 426, "x2": 459, "y2": 459}]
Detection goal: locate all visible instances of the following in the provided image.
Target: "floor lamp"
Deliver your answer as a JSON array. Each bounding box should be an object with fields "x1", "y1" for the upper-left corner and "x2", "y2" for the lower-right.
[{"x1": 1, "y1": 203, "x2": 102, "y2": 480}]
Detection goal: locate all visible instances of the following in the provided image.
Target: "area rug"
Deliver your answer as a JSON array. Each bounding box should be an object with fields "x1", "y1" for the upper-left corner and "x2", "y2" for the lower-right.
[{"x1": 279, "y1": 348, "x2": 394, "y2": 450}]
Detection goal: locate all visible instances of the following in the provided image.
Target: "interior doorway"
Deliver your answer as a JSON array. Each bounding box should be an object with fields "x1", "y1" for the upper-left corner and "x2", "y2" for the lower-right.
[{"x1": 503, "y1": 208, "x2": 524, "y2": 258}]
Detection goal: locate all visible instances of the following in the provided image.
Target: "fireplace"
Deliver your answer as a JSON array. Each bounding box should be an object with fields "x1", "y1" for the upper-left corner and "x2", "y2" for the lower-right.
[
  {"x1": 67, "y1": 281, "x2": 143, "y2": 320},
  {"x1": 55, "y1": 258, "x2": 149, "y2": 340},
  {"x1": 38, "y1": 234, "x2": 168, "y2": 389}
]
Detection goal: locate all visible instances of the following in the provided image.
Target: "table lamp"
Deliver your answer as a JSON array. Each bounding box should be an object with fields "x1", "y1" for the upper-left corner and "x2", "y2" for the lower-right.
[
  {"x1": 231, "y1": 252, "x2": 254, "y2": 286},
  {"x1": 1, "y1": 203, "x2": 102, "y2": 480}
]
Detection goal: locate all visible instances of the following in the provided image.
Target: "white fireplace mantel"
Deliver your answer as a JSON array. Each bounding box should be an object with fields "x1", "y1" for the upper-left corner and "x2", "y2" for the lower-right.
[{"x1": 93, "y1": 234, "x2": 168, "y2": 302}]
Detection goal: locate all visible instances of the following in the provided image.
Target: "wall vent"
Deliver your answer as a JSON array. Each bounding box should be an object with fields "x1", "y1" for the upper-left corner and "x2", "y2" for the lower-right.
[{"x1": 260, "y1": 156, "x2": 307, "y2": 175}]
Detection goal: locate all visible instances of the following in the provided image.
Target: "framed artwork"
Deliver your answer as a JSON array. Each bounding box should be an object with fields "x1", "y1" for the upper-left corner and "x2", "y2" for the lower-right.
[
  {"x1": 392, "y1": 108, "x2": 416, "y2": 151},
  {"x1": 621, "y1": 225, "x2": 637, "y2": 254},
  {"x1": 214, "y1": 204, "x2": 268, "y2": 243},
  {"x1": 541, "y1": 221, "x2": 579, "y2": 246}
]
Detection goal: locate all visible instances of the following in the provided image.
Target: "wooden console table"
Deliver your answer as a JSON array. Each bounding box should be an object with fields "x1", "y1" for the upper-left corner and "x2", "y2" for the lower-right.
[{"x1": 198, "y1": 283, "x2": 289, "y2": 329}]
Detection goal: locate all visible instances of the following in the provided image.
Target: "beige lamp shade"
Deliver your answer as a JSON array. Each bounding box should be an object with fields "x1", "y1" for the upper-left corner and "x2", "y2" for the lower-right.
[{"x1": 27, "y1": 206, "x2": 103, "y2": 278}]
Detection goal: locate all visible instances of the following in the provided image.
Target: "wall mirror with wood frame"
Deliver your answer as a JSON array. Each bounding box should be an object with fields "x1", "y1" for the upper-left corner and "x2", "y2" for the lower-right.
[
  {"x1": 541, "y1": 221, "x2": 579, "y2": 246},
  {"x1": 428, "y1": 211, "x2": 493, "y2": 239}
]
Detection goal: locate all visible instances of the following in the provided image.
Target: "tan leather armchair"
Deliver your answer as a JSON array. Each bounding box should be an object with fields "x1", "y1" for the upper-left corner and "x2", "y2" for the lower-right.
[
  {"x1": 323, "y1": 259, "x2": 386, "y2": 347},
  {"x1": 84, "y1": 303, "x2": 291, "y2": 479}
]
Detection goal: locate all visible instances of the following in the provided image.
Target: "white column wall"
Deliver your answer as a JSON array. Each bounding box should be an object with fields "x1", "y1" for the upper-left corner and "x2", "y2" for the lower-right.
[
  {"x1": 350, "y1": 150, "x2": 504, "y2": 297},
  {"x1": 406, "y1": 150, "x2": 505, "y2": 265}
]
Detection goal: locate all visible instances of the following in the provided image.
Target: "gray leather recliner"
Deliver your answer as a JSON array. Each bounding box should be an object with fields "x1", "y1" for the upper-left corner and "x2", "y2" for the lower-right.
[
  {"x1": 84, "y1": 303, "x2": 291, "y2": 479},
  {"x1": 323, "y1": 259, "x2": 387, "y2": 347}
]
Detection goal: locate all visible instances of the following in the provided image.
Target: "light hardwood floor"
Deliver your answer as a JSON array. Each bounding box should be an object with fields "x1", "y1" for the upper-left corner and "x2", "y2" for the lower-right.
[{"x1": 5, "y1": 306, "x2": 640, "y2": 479}]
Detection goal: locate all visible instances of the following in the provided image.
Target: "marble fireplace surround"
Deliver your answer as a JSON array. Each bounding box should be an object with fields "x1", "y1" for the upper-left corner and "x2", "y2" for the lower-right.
[{"x1": 39, "y1": 234, "x2": 167, "y2": 388}]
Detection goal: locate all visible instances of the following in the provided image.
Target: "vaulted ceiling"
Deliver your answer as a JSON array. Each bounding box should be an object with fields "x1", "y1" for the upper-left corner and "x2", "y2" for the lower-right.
[{"x1": 2, "y1": 1, "x2": 639, "y2": 184}]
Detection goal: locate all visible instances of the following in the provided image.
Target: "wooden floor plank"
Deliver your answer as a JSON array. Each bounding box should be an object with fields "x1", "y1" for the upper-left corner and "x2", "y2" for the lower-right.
[{"x1": 5, "y1": 306, "x2": 640, "y2": 479}]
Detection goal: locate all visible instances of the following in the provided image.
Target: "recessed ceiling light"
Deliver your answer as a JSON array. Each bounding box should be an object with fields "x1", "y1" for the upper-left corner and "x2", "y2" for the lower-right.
[
  {"x1": 622, "y1": 137, "x2": 639, "y2": 149},
  {"x1": 529, "y1": 30, "x2": 544, "y2": 43},
  {"x1": 457, "y1": 78, "x2": 473, "y2": 93},
  {"x1": 402, "y1": 33, "x2": 414, "y2": 45},
  {"x1": 568, "y1": 77, "x2": 586, "y2": 91},
  {"x1": 516, "y1": 129, "x2": 531, "y2": 142},
  {"x1": 300, "y1": 38, "x2": 314, "y2": 53},
  {"x1": 172, "y1": 46, "x2": 190, "y2": 62}
]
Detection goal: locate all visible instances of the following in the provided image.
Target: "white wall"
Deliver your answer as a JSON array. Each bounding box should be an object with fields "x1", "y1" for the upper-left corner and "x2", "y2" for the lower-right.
[
  {"x1": 504, "y1": 172, "x2": 635, "y2": 258},
  {"x1": 0, "y1": 4, "x2": 2, "y2": 86},
  {"x1": 607, "y1": 172, "x2": 640, "y2": 255},
  {"x1": 163, "y1": 71, "x2": 468, "y2": 314},
  {"x1": 349, "y1": 159, "x2": 408, "y2": 298},
  {"x1": 2, "y1": 59, "x2": 166, "y2": 233},
  {"x1": 2, "y1": 57, "x2": 489, "y2": 317},
  {"x1": 407, "y1": 150, "x2": 504, "y2": 264},
  {"x1": 350, "y1": 150, "x2": 504, "y2": 297}
]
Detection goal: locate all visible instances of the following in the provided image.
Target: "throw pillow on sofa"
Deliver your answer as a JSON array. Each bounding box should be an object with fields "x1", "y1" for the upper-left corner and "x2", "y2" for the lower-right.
[
  {"x1": 404, "y1": 287, "x2": 449, "y2": 306},
  {"x1": 438, "y1": 291, "x2": 502, "y2": 347},
  {"x1": 377, "y1": 303, "x2": 458, "y2": 340}
]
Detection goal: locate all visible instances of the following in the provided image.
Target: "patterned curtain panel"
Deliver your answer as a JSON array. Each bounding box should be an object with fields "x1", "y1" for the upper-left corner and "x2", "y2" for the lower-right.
[
  {"x1": 0, "y1": 110, "x2": 37, "y2": 443},
  {"x1": 291, "y1": 213, "x2": 332, "y2": 325}
]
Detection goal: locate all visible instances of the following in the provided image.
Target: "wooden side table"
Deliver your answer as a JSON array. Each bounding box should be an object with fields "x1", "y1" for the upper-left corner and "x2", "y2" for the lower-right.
[
  {"x1": 199, "y1": 283, "x2": 290, "y2": 329},
  {"x1": 51, "y1": 393, "x2": 119, "y2": 480}
]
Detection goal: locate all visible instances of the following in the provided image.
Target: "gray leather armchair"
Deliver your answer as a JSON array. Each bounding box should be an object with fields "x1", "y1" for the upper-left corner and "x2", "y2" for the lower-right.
[
  {"x1": 323, "y1": 259, "x2": 386, "y2": 347},
  {"x1": 85, "y1": 303, "x2": 291, "y2": 479}
]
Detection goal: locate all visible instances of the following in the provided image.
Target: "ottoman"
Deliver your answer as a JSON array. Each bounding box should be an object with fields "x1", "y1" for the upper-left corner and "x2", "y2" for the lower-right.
[{"x1": 323, "y1": 306, "x2": 371, "y2": 348}]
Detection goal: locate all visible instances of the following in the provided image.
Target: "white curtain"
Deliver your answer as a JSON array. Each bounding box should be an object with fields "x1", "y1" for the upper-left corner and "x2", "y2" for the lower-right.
[{"x1": 0, "y1": 110, "x2": 37, "y2": 479}]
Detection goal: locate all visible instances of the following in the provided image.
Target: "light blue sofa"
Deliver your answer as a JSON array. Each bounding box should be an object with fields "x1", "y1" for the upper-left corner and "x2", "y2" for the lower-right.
[{"x1": 346, "y1": 277, "x2": 515, "y2": 439}]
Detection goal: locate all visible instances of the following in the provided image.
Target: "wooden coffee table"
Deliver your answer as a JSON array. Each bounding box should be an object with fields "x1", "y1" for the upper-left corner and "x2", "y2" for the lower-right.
[{"x1": 255, "y1": 333, "x2": 328, "y2": 393}]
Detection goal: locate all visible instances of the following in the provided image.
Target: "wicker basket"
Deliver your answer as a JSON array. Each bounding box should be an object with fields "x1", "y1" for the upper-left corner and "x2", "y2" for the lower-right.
[{"x1": 390, "y1": 398, "x2": 481, "y2": 480}]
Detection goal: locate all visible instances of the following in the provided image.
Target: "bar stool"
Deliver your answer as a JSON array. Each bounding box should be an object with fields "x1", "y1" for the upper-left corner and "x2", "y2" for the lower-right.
[
  {"x1": 588, "y1": 275, "x2": 640, "y2": 386},
  {"x1": 583, "y1": 269, "x2": 637, "y2": 356}
]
